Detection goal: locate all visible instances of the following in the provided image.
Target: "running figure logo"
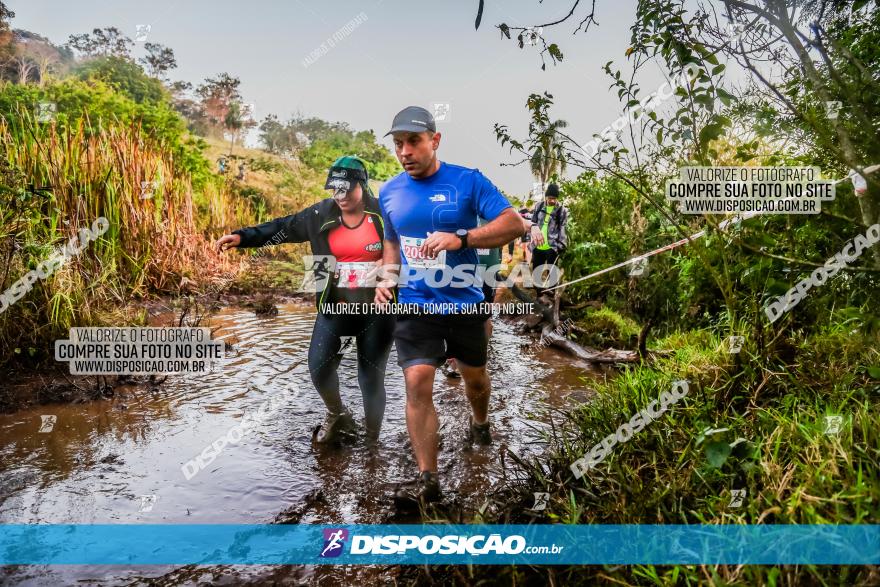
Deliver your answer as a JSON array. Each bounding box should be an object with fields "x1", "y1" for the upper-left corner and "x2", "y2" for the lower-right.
[
  {"x1": 299, "y1": 255, "x2": 337, "y2": 293},
  {"x1": 320, "y1": 528, "x2": 348, "y2": 558}
]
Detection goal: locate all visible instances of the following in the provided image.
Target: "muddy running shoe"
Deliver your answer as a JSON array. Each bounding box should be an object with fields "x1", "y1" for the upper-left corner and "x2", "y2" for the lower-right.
[
  {"x1": 466, "y1": 415, "x2": 492, "y2": 446},
  {"x1": 364, "y1": 425, "x2": 381, "y2": 447},
  {"x1": 393, "y1": 471, "x2": 442, "y2": 509},
  {"x1": 314, "y1": 408, "x2": 356, "y2": 444},
  {"x1": 441, "y1": 360, "x2": 461, "y2": 379}
]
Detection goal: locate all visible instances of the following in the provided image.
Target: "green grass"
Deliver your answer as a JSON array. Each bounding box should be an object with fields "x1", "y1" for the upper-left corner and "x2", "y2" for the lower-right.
[
  {"x1": 571, "y1": 306, "x2": 642, "y2": 348},
  {"x1": 412, "y1": 320, "x2": 880, "y2": 586}
]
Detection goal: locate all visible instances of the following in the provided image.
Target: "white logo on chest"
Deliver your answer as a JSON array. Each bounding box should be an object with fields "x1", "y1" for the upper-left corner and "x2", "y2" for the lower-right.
[{"x1": 430, "y1": 194, "x2": 446, "y2": 202}]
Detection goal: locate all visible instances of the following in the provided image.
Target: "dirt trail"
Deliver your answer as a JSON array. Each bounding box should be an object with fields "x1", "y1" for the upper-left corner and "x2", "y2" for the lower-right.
[{"x1": 0, "y1": 303, "x2": 604, "y2": 585}]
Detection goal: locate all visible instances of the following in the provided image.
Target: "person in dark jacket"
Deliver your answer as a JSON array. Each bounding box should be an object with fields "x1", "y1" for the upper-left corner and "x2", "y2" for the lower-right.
[
  {"x1": 529, "y1": 183, "x2": 568, "y2": 297},
  {"x1": 215, "y1": 156, "x2": 394, "y2": 444}
]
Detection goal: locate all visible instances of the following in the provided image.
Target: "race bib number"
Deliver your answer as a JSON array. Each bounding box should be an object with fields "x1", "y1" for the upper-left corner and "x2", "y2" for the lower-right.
[
  {"x1": 336, "y1": 262, "x2": 376, "y2": 289},
  {"x1": 477, "y1": 248, "x2": 490, "y2": 255},
  {"x1": 400, "y1": 235, "x2": 447, "y2": 269}
]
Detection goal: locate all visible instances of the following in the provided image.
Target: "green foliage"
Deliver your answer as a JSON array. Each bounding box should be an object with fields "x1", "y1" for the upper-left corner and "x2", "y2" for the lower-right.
[
  {"x1": 139, "y1": 42, "x2": 176, "y2": 78},
  {"x1": 0, "y1": 78, "x2": 212, "y2": 189},
  {"x1": 571, "y1": 307, "x2": 641, "y2": 348},
  {"x1": 436, "y1": 323, "x2": 879, "y2": 585},
  {"x1": 560, "y1": 171, "x2": 703, "y2": 330},
  {"x1": 560, "y1": 172, "x2": 638, "y2": 302},
  {"x1": 529, "y1": 117, "x2": 568, "y2": 185},
  {"x1": 300, "y1": 127, "x2": 400, "y2": 181},
  {"x1": 436, "y1": 3, "x2": 880, "y2": 585},
  {"x1": 66, "y1": 26, "x2": 133, "y2": 59},
  {"x1": 74, "y1": 56, "x2": 167, "y2": 103},
  {"x1": 258, "y1": 114, "x2": 398, "y2": 179},
  {"x1": 0, "y1": 73, "x2": 280, "y2": 368}
]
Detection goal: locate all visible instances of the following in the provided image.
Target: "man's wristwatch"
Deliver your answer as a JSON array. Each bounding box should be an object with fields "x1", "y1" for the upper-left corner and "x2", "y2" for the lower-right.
[{"x1": 455, "y1": 228, "x2": 469, "y2": 249}]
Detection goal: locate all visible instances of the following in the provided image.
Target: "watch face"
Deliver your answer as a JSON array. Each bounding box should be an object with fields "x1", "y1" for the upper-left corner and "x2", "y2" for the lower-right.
[{"x1": 456, "y1": 229, "x2": 467, "y2": 237}]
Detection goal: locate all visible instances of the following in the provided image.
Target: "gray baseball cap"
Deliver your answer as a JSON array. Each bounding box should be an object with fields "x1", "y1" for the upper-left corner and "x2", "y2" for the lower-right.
[{"x1": 384, "y1": 106, "x2": 436, "y2": 137}]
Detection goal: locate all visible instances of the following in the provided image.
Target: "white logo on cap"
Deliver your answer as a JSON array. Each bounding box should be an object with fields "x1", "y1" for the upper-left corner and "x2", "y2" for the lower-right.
[
  {"x1": 331, "y1": 170, "x2": 346, "y2": 177},
  {"x1": 328, "y1": 179, "x2": 351, "y2": 191},
  {"x1": 411, "y1": 120, "x2": 427, "y2": 125}
]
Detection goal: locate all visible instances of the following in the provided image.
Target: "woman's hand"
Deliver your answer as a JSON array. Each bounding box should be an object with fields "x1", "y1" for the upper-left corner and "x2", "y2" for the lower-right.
[
  {"x1": 374, "y1": 283, "x2": 395, "y2": 304},
  {"x1": 215, "y1": 233, "x2": 241, "y2": 253}
]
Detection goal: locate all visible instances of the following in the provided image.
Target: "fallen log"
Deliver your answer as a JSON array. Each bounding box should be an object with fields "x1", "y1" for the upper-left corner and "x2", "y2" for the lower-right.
[
  {"x1": 506, "y1": 284, "x2": 671, "y2": 363},
  {"x1": 539, "y1": 325, "x2": 657, "y2": 363},
  {"x1": 509, "y1": 283, "x2": 553, "y2": 326}
]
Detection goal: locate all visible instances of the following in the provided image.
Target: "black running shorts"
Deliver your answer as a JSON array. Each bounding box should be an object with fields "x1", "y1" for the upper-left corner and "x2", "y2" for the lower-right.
[{"x1": 393, "y1": 314, "x2": 489, "y2": 369}]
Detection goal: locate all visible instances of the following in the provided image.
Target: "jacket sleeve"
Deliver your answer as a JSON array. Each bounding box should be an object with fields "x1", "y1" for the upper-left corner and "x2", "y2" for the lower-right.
[
  {"x1": 232, "y1": 204, "x2": 316, "y2": 248},
  {"x1": 557, "y1": 206, "x2": 569, "y2": 250},
  {"x1": 530, "y1": 202, "x2": 542, "y2": 227}
]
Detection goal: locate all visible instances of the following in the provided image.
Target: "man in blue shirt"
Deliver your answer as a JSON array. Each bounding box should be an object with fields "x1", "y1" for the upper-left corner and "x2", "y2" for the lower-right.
[{"x1": 375, "y1": 106, "x2": 524, "y2": 509}]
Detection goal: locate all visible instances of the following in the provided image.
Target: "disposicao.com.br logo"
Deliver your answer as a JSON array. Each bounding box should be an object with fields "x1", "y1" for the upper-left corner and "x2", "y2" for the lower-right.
[
  {"x1": 320, "y1": 532, "x2": 564, "y2": 557},
  {"x1": 320, "y1": 528, "x2": 348, "y2": 558}
]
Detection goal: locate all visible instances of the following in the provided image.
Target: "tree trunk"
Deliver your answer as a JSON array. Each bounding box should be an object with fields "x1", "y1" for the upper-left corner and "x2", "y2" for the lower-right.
[
  {"x1": 857, "y1": 184, "x2": 880, "y2": 268},
  {"x1": 17, "y1": 60, "x2": 33, "y2": 85}
]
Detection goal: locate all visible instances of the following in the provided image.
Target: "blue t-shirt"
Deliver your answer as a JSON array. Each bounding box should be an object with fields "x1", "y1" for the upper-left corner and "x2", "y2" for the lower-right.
[{"x1": 379, "y1": 162, "x2": 512, "y2": 310}]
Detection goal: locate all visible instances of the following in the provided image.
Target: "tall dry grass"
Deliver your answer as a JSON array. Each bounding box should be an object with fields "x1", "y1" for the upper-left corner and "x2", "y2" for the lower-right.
[{"x1": 0, "y1": 107, "x2": 244, "y2": 364}]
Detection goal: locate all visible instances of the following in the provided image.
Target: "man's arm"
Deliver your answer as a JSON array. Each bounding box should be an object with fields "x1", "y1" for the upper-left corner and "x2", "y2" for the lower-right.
[
  {"x1": 419, "y1": 208, "x2": 524, "y2": 256},
  {"x1": 467, "y1": 208, "x2": 524, "y2": 249},
  {"x1": 516, "y1": 213, "x2": 530, "y2": 238},
  {"x1": 420, "y1": 168, "x2": 521, "y2": 255}
]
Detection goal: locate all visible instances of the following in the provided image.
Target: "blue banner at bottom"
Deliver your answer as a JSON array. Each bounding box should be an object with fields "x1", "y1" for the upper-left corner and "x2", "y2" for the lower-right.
[{"x1": 0, "y1": 524, "x2": 876, "y2": 565}]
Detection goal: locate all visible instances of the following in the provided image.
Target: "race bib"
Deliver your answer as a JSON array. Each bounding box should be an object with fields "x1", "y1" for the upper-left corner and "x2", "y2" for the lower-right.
[
  {"x1": 336, "y1": 261, "x2": 376, "y2": 289},
  {"x1": 400, "y1": 235, "x2": 447, "y2": 269},
  {"x1": 477, "y1": 248, "x2": 490, "y2": 255}
]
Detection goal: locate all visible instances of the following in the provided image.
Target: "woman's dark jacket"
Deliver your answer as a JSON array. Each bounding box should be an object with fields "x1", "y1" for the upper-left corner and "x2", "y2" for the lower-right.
[{"x1": 232, "y1": 192, "x2": 388, "y2": 310}]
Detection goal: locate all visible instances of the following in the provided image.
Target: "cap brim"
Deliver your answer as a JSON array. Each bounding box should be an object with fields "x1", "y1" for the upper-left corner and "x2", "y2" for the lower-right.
[{"x1": 384, "y1": 125, "x2": 434, "y2": 137}]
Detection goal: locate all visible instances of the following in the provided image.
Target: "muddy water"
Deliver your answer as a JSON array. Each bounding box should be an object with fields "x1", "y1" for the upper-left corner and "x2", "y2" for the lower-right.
[{"x1": 0, "y1": 303, "x2": 604, "y2": 585}]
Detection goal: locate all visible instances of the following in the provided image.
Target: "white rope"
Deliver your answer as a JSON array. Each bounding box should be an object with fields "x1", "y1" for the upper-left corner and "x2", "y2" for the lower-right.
[{"x1": 543, "y1": 165, "x2": 879, "y2": 292}]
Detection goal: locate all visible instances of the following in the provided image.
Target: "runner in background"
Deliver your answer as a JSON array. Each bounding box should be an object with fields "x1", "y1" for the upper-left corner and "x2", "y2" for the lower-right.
[
  {"x1": 529, "y1": 184, "x2": 568, "y2": 297},
  {"x1": 477, "y1": 239, "x2": 502, "y2": 337},
  {"x1": 504, "y1": 235, "x2": 515, "y2": 264},
  {"x1": 215, "y1": 156, "x2": 394, "y2": 444},
  {"x1": 518, "y1": 203, "x2": 534, "y2": 264}
]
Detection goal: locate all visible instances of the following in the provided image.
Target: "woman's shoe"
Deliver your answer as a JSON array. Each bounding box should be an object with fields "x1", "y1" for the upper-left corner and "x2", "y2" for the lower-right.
[{"x1": 315, "y1": 407, "x2": 356, "y2": 444}]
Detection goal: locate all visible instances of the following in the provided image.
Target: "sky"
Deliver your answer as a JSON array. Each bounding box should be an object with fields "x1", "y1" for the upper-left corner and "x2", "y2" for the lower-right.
[{"x1": 9, "y1": 0, "x2": 673, "y2": 196}]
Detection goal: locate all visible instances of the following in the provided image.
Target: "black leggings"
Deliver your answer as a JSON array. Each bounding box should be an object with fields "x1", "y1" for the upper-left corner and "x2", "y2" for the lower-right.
[
  {"x1": 307, "y1": 312, "x2": 395, "y2": 436},
  {"x1": 531, "y1": 247, "x2": 559, "y2": 296}
]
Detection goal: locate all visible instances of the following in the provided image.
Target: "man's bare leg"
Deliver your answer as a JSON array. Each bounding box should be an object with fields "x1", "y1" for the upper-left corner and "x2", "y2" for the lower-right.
[
  {"x1": 403, "y1": 364, "x2": 439, "y2": 472},
  {"x1": 457, "y1": 362, "x2": 490, "y2": 425}
]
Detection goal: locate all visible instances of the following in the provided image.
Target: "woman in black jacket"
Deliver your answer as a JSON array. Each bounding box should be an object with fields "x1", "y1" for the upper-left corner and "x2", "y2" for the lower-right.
[{"x1": 216, "y1": 156, "x2": 394, "y2": 444}]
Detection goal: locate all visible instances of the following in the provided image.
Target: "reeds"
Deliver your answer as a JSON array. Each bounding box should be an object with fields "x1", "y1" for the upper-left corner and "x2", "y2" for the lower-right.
[{"x1": 0, "y1": 104, "x2": 242, "y2": 364}]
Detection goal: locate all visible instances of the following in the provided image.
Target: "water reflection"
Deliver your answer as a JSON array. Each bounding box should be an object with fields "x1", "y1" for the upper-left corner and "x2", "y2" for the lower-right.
[{"x1": 0, "y1": 303, "x2": 602, "y2": 584}]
